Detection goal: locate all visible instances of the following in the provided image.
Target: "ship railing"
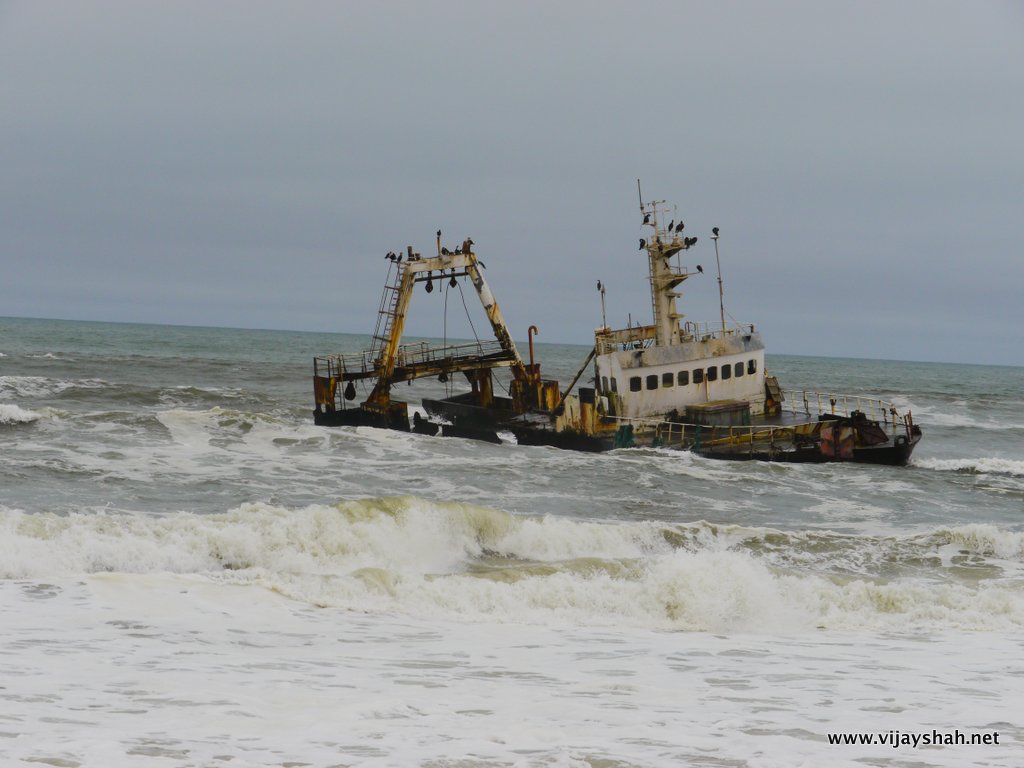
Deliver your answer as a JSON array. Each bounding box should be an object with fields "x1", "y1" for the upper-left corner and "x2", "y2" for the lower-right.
[
  {"x1": 595, "y1": 321, "x2": 756, "y2": 354},
  {"x1": 315, "y1": 339, "x2": 510, "y2": 380},
  {"x1": 680, "y1": 321, "x2": 756, "y2": 343},
  {"x1": 595, "y1": 324, "x2": 657, "y2": 354},
  {"x1": 599, "y1": 392, "x2": 914, "y2": 453},
  {"x1": 392, "y1": 339, "x2": 508, "y2": 369},
  {"x1": 314, "y1": 350, "x2": 379, "y2": 380},
  {"x1": 599, "y1": 413, "x2": 814, "y2": 453},
  {"x1": 650, "y1": 420, "x2": 805, "y2": 453},
  {"x1": 779, "y1": 390, "x2": 912, "y2": 428}
]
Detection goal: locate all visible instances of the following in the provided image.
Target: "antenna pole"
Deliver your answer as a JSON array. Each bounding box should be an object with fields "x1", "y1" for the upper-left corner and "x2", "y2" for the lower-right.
[
  {"x1": 637, "y1": 179, "x2": 643, "y2": 209},
  {"x1": 713, "y1": 232, "x2": 725, "y2": 334}
]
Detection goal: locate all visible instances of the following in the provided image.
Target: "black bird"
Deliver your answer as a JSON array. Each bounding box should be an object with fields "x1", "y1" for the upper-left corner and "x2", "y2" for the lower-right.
[
  {"x1": 596, "y1": 280, "x2": 603, "y2": 291},
  {"x1": 696, "y1": 264, "x2": 704, "y2": 273},
  {"x1": 643, "y1": 213, "x2": 650, "y2": 224},
  {"x1": 385, "y1": 252, "x2": 394, "y2": 261},
  {"x1": 675, "y1": 221, "x2": 684, "y2": 233},
  {"x1": 667, "y1": 219, "x2": 674, "y2": 232},
  {"x1": 454, "y1": 246, "x2": 462, "y2": 254},
  {"x1": 441, "y1": 247, "x2": 450, "y2": 255},
  {"x1": 639, "y1": 238, "x2": 646, "y2": 250},
  {"x1": 712, "y1": 227, "x2": 720, "y2": 237},
  {"x1": 437, "y1": 229, "x2": 442, "y2": 238},
  {"x1": 396, "y1": 254, "x2": 403, "y2": 263}
]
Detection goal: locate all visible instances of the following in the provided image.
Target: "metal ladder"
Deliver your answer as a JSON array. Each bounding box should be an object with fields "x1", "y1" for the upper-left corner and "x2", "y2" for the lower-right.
[{"x1": 369, "y1": 262, "x2": 404, "y2": 363}]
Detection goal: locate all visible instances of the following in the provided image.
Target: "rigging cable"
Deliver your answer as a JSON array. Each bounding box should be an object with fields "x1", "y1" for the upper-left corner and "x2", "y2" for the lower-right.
[{"x1": 455, "y1": 280, "x2": 481, "y2": 345}]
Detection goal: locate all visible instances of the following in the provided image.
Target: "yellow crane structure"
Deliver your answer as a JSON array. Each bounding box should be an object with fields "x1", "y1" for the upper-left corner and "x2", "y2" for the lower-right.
[{"x1": 313, "y1": 236, "x2": 541, "y2": 430}]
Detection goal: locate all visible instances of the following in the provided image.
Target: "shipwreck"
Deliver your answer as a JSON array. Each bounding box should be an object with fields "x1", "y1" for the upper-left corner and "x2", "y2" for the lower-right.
[{"x1": 313, "y1": 196, "x2": 922, "y2": 465}]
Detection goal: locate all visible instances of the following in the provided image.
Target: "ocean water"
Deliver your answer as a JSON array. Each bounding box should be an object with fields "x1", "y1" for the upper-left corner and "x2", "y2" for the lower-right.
[{"x1": 2, "y1": 315, "x2": 1023, "y2": 767}]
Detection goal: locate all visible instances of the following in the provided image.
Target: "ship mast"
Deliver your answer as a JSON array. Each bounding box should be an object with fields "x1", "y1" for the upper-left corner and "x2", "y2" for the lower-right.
[{"x1": 640, "y1": 198, "x2": 691, "y2": 347}]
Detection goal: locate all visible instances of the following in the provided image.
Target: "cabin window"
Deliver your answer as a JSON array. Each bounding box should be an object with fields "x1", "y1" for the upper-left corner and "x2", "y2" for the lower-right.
[
  {"x1": 707, "y1": 366, "x2": 718, "y2": 382},
  {"x1": 735, "y1": 362, "x2": 744, "y2": 377},
  {"x1": 722, "y1": 364, "x2": 731, "y2": 380},
  {"x1": 678, "y1": 370, "x2": 689, "y2": 386},
  {"x1": 610, "y1": 377, "x2": 618, "y2": 393},
  {"x1": 693, "y1": 368, "x2": 704, "y2": 384},
  {"x1": 662, "y1": 372, "x2": 674, "y2": 388},
  {"x1": 646, "y1": 374, "x2": 658, "y2": 390},
  {"x1": 630, "y1": 376, "x2": 642, "y2": 392},
  {"x1": 601, "y1": 376, "x2": 609, "y2": 392},
  {"x1": 748, "y1": 359, "x2": 757, "y2": 374}
]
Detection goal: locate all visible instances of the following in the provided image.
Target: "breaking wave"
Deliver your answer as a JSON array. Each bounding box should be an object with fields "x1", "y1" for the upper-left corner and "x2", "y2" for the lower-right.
[
  {"x1": 904, "y1": 401, "x2": 1024, "y2": 431},
  {"x1": 914, "y1": 456, "x2": 1024, "y2": 478},
  {"x1": 0, "y1": 403, "x2": 40, "y2": 425},
  {"x1": 3, "y1": 497, "x2": 1024, "y2": 633}
]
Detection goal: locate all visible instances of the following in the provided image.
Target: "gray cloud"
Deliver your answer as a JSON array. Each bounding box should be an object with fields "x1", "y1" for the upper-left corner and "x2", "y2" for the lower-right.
[{"x1": 2, "y1": 1, "x2": 1022, "y2": 364}]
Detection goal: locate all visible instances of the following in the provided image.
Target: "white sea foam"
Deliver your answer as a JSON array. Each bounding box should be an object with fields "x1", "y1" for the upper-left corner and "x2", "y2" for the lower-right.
[
  {"x1": 4, "y1": 499, "x2": 1023, "y2": 634},
  {"x1": 906, "y1": 401, "x2": 1024, "y2": 431},
  {"x1": 0, "y1": 374, "x2": 108, "y2": 398},
  {"x1": 914, "y1": 456, "x2": 1024, "y2": 477},
  {"x1": 4, "y1": 574, "x2": 1019, "y2": 768},
  {"x1": 0, "y1": 403, "x2": 40, "y2": 424}
]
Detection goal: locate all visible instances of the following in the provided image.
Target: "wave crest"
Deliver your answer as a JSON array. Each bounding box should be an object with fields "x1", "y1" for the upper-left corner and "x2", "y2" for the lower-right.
[
  {"x1": 914, "y1": 456, "x2": 1024, "y2": 477},
  {"x1": 4, "y1": 498, "x2": 1024, "y2": 633},
  {"x1": 0, "y1": 403, "x2": 41, "y2": 425}
]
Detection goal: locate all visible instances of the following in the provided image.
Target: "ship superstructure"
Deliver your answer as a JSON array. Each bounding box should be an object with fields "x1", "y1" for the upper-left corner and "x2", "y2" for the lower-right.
[{"x1": 592, "y1": 198, "x2": 767, "y2": 424}]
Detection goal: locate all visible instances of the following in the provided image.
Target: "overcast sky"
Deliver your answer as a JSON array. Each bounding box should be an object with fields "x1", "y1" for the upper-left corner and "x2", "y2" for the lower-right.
[{"x1": 2, "y1": 1, "x2": 1022, "y2": 365}]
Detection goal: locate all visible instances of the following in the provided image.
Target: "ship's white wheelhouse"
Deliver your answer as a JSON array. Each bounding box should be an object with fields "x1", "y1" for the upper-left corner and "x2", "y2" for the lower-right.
[{"x1": 595, "y1": 335, "x2": 766, "y2": 420}]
